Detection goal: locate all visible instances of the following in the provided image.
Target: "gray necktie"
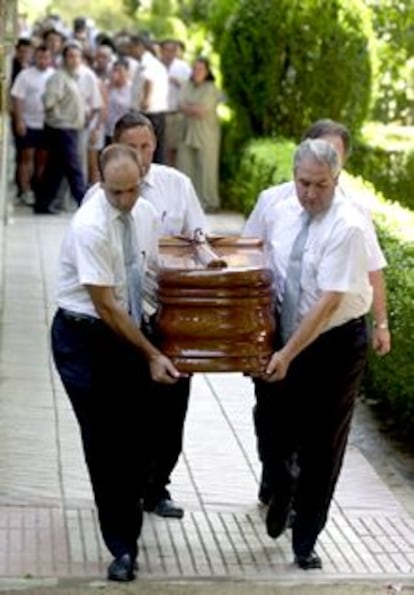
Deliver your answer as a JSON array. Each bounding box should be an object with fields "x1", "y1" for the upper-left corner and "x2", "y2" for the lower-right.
[
  {"x1": 279, "y1": 212, "x2": 311, "y2": 344},
  {"x1": 120, "y1": 212, "x2": 142, "y2": 325}
]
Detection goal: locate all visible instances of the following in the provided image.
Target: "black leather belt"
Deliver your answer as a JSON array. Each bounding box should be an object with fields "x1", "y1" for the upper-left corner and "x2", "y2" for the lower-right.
[{"x1": 58, "y1": 308, "x2": 100, "y2": 325}]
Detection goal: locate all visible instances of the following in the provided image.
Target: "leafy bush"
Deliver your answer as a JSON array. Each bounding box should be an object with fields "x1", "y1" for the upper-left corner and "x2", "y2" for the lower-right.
[
  {"x1": 366, "y1": 0, "x2": 414, "y2": 123},
  {"x1": 348, "y1": 123, "x2": 414, "y2": 211},
  {"x1": 363, "y1": 196, "x2": 414, "y2": 434},
  {"x1": 220, "y1": 0, "x2": 375, "y2": 141},
  {"x1": 223, "y1": 137, "x2": 295, "y2": 214},
  {"x1": 226, "y1": 137, "x2": 414, "y2": 435}
]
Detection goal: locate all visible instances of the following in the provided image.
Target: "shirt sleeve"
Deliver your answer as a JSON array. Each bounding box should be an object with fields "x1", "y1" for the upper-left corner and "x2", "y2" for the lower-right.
[
  {"x1": 181, "y1": 177, "x2": 208, "y2": 236},
  {"x1": 363, "y1": 214, "x2": 387, "y2": 271},
  {"x1": 43, "y1": 73, "x2": 64, "y2": 110},
  {"x1": 90, "y1": 73, "x2": 103, "y2": 110},
  {"x1": 318, "y1": 224, "x2": 368, "y2": 294},
  {"x1": 10, "y1": 71, "x2": 26, "y2": 99},
  {"x1": 199, "y1": 82, "x2": 219, "y2": 111},
  {"x1": 74, "y1": 223, "x2": 115, "y2": 286},
  {"x1": 243, "y1": 191, "x2": 268, "y2": 237}
]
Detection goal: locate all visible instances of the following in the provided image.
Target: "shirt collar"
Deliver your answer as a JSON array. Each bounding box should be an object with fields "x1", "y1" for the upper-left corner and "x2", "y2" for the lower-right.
[{"x1": 143, "y1": 165, "x2": 155, "y2": 189}]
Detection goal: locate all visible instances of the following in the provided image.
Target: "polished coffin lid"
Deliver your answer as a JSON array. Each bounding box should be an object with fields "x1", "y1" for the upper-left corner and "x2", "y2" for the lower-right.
[{"x1": 146, "y1": 236, "x2": 276, "y2": 373}]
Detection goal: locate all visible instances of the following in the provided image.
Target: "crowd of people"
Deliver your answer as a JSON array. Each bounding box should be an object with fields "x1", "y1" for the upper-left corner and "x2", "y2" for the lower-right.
[
  {"x1": 9, "y1": 14, "x2": 221, "y2": 213},
  {"x1": 8, "y1": 11, "x2": 392, "y2": 586}
]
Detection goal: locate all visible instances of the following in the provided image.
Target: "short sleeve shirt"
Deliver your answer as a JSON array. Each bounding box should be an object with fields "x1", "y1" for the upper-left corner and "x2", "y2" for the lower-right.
[
  {"x1": 243, "y1": 178, "x2": 386, "y2": 273},
  {"x1": 11, "y1": 66, "x2": 55, "y2": 128},
  {"x1": 82, "y1": 163, "x2": 207, "y2": 238},
  {"x1": 56, "y1": 191, "x2": 159, "y2": 317},
  {"x1": 142, "y1": 164, "x2": 207, "y2": 237},
  {"x1": 267, "y1": 192, "x2": 373, "y2": 333}
]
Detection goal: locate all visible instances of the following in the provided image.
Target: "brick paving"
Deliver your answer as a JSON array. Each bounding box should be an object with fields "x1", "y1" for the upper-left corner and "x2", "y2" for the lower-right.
[{"x1": 0, "y1": 208, "x2": 413, "y2": 587}]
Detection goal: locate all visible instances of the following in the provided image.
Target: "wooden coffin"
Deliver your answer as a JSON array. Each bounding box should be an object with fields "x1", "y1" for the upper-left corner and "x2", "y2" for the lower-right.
[{"x1": 148, "y1": 236, "x2": 276, "y2": 373}]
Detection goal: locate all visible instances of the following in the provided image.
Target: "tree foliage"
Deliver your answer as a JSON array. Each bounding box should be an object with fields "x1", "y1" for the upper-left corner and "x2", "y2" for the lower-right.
[
  {"x1": 220, "y1": 0, "x2": 375, "y2": 141},
  {"x1": 122, "y1": 0, "x2": 141, "y2": 18},
  {"x1": 366, "y1": 0, "x2": 414, "y2": 123}
]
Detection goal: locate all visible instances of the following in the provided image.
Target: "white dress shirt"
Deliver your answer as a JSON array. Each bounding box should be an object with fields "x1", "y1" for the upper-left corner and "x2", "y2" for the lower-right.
[
  {"x1": 141, "y1": 164, "x2": 207, "y2": 237},
  {"x1": 82, "y1": 163, "x2": 207, "y2": 238},
  {"x1": 266, "y1": 192, "x2": 373, "y2": 334},
  {"x1": 243, "y1": 178, "x2": 386, "y2": 272},
  {"x1": 57, "y1": 192, "x2": 158, "y2": 318}
]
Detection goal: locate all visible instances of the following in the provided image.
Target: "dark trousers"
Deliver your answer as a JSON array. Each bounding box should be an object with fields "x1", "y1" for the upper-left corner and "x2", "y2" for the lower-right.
[
  {"x1": 254, "y1": 316, "x2": 368, "y2": 556},
  {"x1": 143, "y1": 377, "x2": 190, "y2": 505},
  {"x1": 35, "y1": 126, "x2": 86, "y2": 212},
  {"x1": 141, "y1": 317, "x2": 190, "y2": 504},
  {"x1": 145, "y1": 112, "x2": 166, "y2": 165},
  {"x1": 51, "y1": 309, "x2": 151, "y2": 559}
]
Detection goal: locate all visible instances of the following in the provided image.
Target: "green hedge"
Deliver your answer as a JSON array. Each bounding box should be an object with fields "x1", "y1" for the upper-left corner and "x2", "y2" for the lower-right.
[
  {"x1": 227, "y1": 137, "x2": 414, "y2": 435},
  {"x1": 363, "y1": 196, "x2": 414, "y2": 432},
  {"x1": 220, "y1": 0, "x2": 375, "y2": 141},
  {"x1": 348, "y1": 124, "x2": 414, "y2": 212},
  {"x1": 223, "y1": 137, "x2": 296, "y2": 214}
]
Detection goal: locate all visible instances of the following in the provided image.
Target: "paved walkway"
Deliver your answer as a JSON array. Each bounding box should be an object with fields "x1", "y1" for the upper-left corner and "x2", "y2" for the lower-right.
[{"x1": 0, "y1": 207, "x2": 413, "y2": 590}]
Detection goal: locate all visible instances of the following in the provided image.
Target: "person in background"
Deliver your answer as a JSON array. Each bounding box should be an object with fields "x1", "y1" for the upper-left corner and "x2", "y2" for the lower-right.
[
  {"x1": 177, "y1": 57, "x2": 221, "y2": 213},
  {"x1": 9, "y1": 38, "x2": 34, "y2": 200},
  {"x1": 160, "y1": 39, "x2": 191, "y2": 166},
  {"x1": 42, "y1": 27, "x2": 66, "y2": 67},
  {"x1": 254, "y1": 139, "x2": 371, "y2": 570},
  {"x1": 129, "y1": 35, "x2": 169, "y2": 164},
  {"x1": 105, "y1": 58, "x2": 132, "y2": 145},
  {"x1": 71, "y1": 16, "x2": 92, "y2": 52},
  {"x1": 10, "y1": 38, "x2": 33, "y2": 84},
  {"x1": 94, "y1": 44, "x2": 115, "y2": 84},
  {"x1": 35, "y1": 41, "x2": 86, "y2": 214},
  {"x1": 10, "y1": 44, "x2": 54, "y2": 206},
  {"x1": 74, "y1": 45, "x2": 103, "y2": 184},
  {"x1": 51, "y1": 143, "x2": 180, "y2": 582}
]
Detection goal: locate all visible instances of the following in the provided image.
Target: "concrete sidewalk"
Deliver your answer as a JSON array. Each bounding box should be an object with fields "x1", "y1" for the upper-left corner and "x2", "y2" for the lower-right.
[{"x1": 0, "y1": 207, "x2": 413, "y2": 591}]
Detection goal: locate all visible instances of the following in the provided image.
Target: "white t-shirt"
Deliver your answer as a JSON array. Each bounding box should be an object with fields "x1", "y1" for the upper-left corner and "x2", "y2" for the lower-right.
[
  {"x1": 11, "y1": 66, "x2": 55, "y2": 128},
  {"x1": 76, "y1": 63, "x2": 103, "y2": 116},
  {"x1": 266, "y1": 191, "x2": 373, "y2": 334},
  {"x1": 243, "y1": 178, "x2": 386, "y2": 272},
  {"x1": 57, "y1": 192, "x2": 158, "y2": 318},
  {"x1": 83, "y1": 163, "x2": 207, "y2": 238},
  {"x1": 166, "y1": 58, "x2": 191, "y2": 111},
  {"x1": 131, "y1": 51, "x2": 168, "y2": 113},
  {"x1": 125, "y1": 56, "x2": 139, "y2": 81}
]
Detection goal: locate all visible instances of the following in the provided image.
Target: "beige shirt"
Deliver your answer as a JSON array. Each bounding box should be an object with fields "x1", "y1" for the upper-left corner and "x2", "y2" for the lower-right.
[
  {"x1": 179, "y1": 80, "x2": 220, "y2": 149},
  {"x1": 43, "y1": 68, "x2": 85, "y2": 129}
]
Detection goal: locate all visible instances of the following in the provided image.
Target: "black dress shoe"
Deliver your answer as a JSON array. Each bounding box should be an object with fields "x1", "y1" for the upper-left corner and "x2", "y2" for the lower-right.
[
  {"x1": 266, "y1": 496, "x2": 292, "y2": 539},
  {"x1": 294, "y1": 551, "x2": 322, "y2": 570},
  {"x1": 258, "y1": 481, "x2": 271, "y2": 506},
  {"x1": 33, "y1": 208, "x2": 57, "y2": 215},
  {"x1": 107, "y1": 553, "x2": 136, "y2": 582},
  {"x1": 147, "y1": 497, "x2": 184, "y2": 519}
]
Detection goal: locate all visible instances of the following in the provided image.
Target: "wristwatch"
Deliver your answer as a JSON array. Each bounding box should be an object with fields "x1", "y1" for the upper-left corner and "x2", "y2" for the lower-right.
[{"x1": 373, "y1": 321, "x2": 389, "y2": 330}]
